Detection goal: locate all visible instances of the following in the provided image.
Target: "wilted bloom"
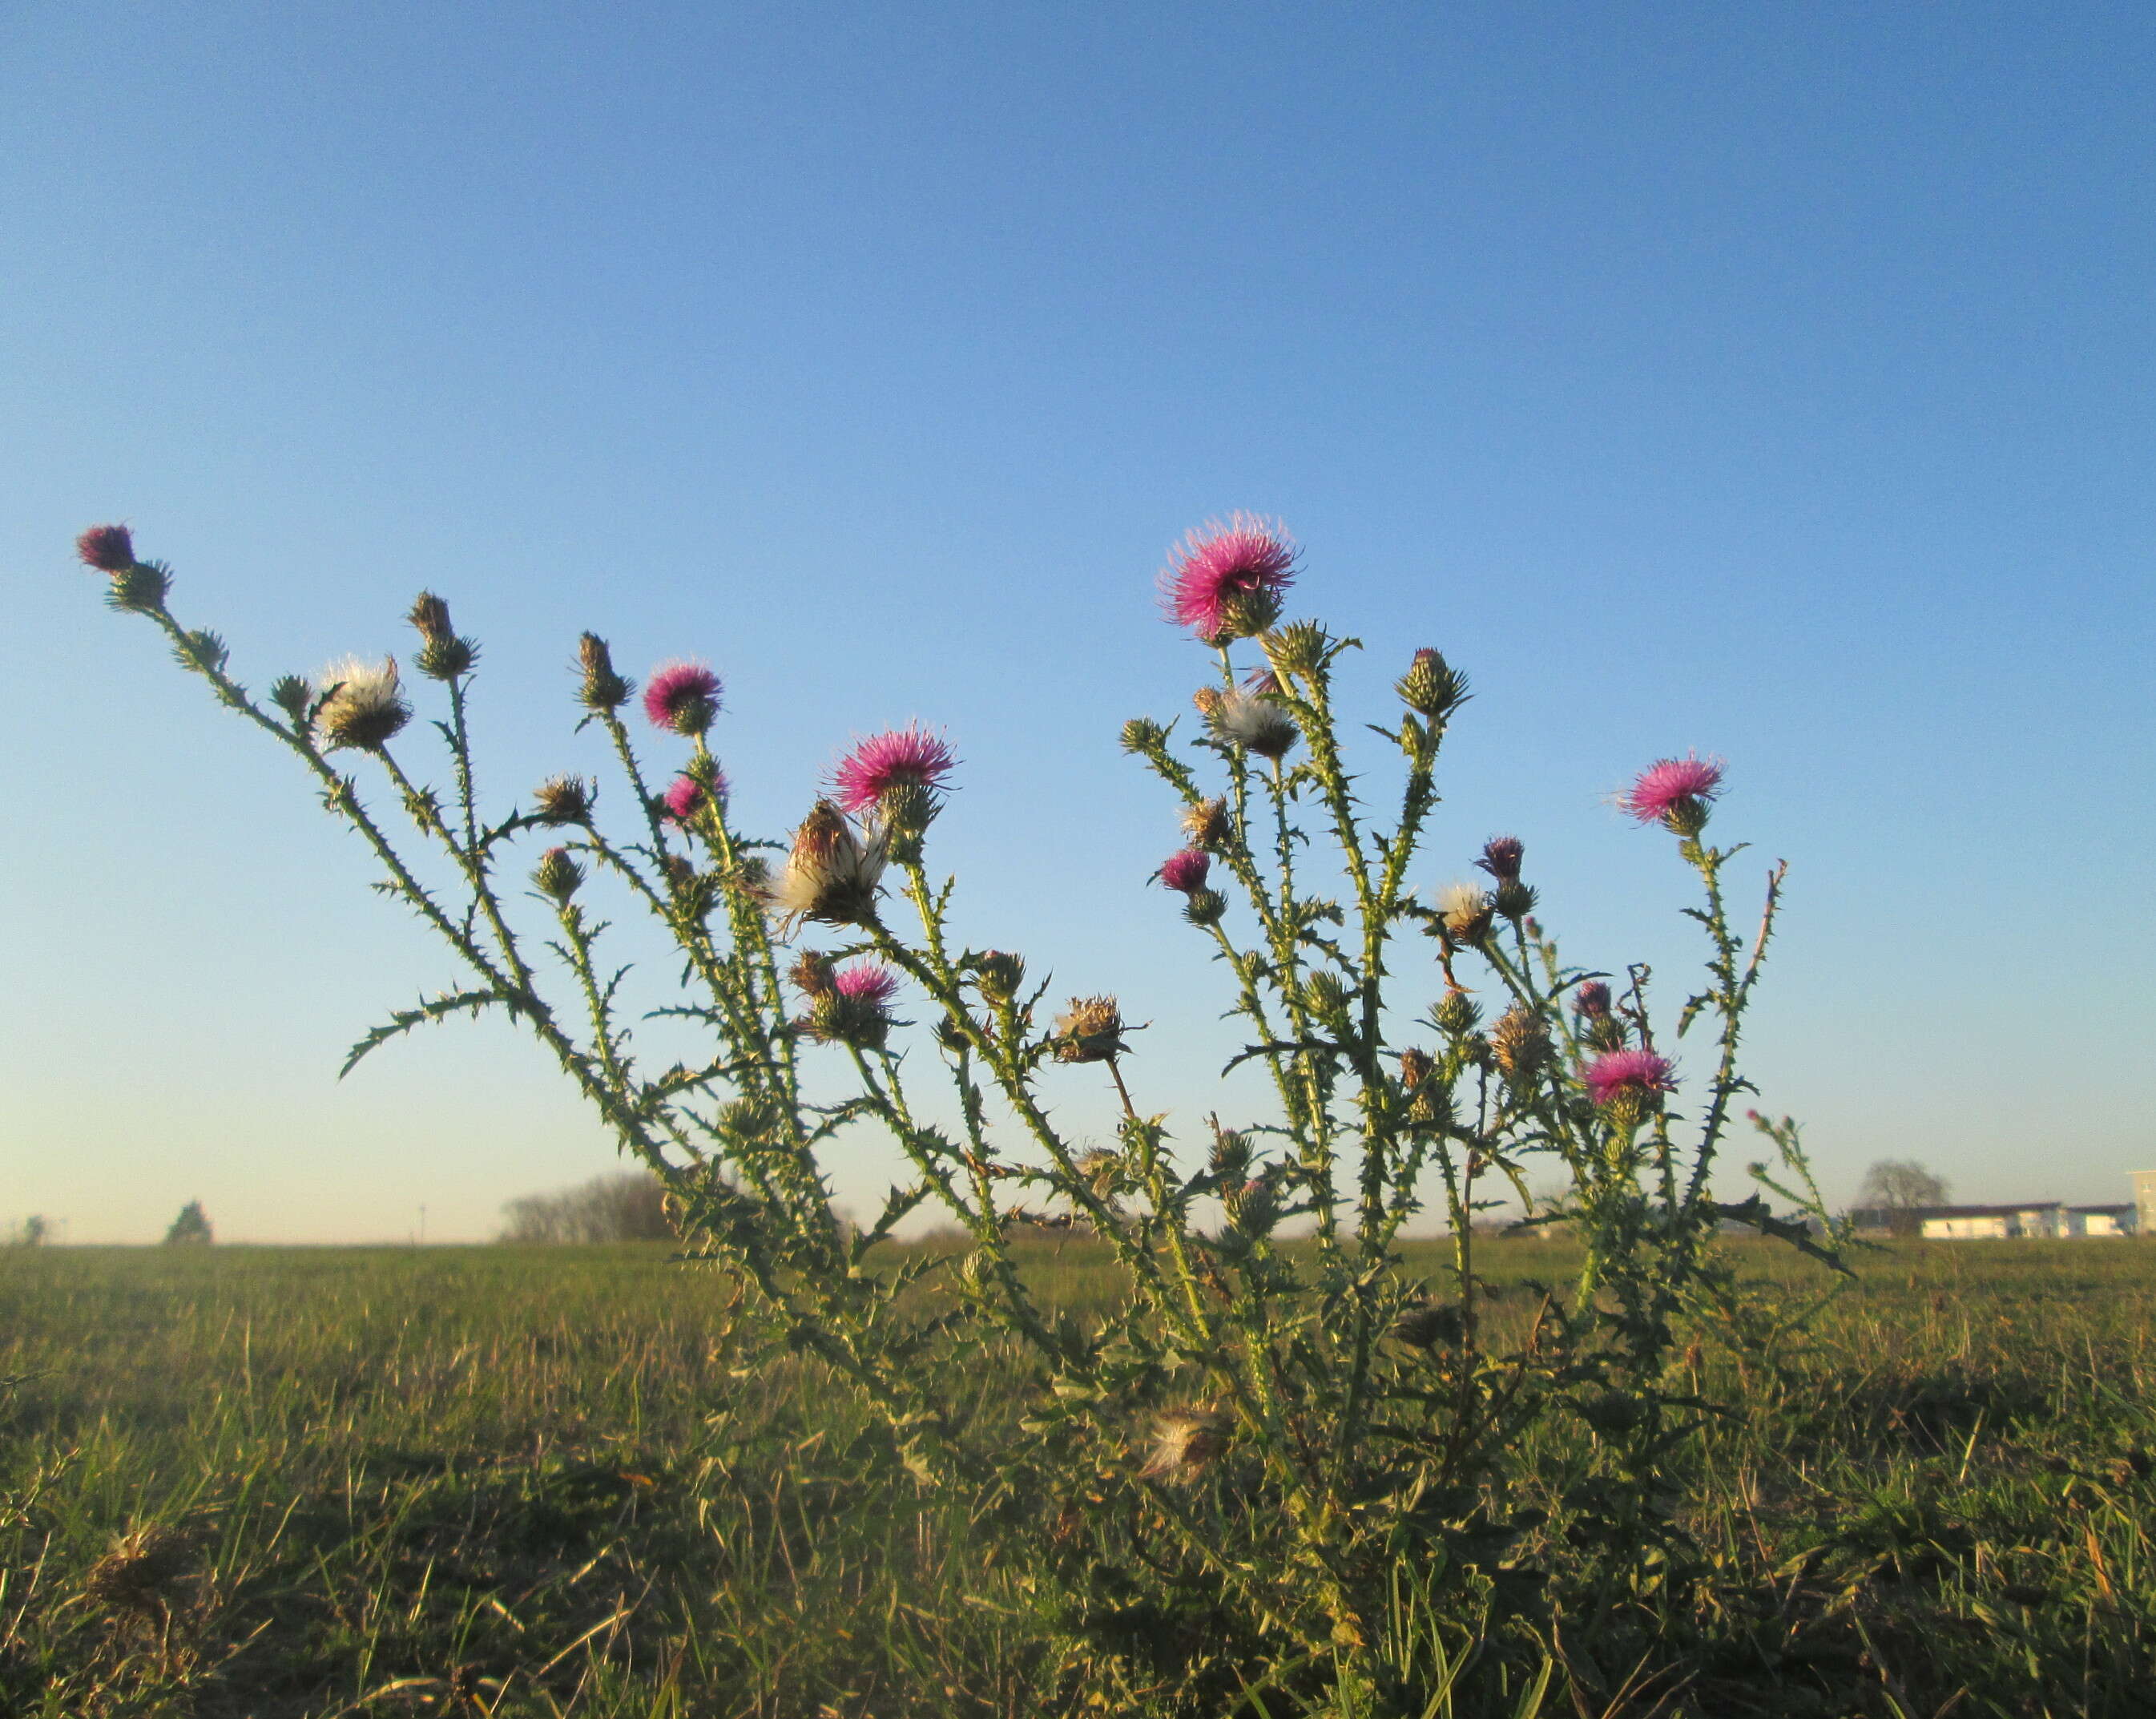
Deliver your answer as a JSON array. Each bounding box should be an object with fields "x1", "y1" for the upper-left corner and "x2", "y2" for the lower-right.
[
  {"x1": 407, "y1": 591, "x2": 475, "y2": 680},
  {"x1": 1203, "y1": 684, "x2": 1299, "y2": 761},
  {"x1": 1476, "y1": 836, "x2": 1524, "y2": 882},
  {"x1": 1181, "y1": 796, "x2": 1234, "y2": 851},
  {"x1": 1139, "y1": 1409, "x2": 1227, "y2": 1483},
  {"x1": 766, "y1": 799, "x2": 887, "y2": 930},
  {"x1": 1584, "y1": 1047, "x2": 1678, "y2": 1108},
  {"x1": 1159, "y1": 514, "x2": 1299, "y2": 644},
  {"x1": 789, "y1": 950, "x2": 836, "y2": 999},
  {"x1": 832, "y1": 723, "x2": 957, "y2": 816},
  {"x1": 1437, "y1": 881, "x2": 1493, "y2": 946},
  {"x1": 76, "y1": 524, "x2": 136, "y2": 572},
  {"x1": 1574, "y1": 980, "x2": 1613, "y2": 1018},
  {"x1": 1053, "y1": 995, "x2": 1127, "y2": 1063},
  {"x1": 314, "y1": 656, "x2": 411, "y2": 752},
  {"x1": 662, "y1": 770, "x2": 727, "y2": 825},
  {"x1": 643, "y1": 660, "x2": 723, "y2": 736},
  {"x1": 1157, "y1": 848, "x2": 1211, "y2": 894},
  {"x1": 576, "y1": 633, "x2": 633, "y2": 712},
  {"x1": 1620, "y1": 753, "x2": 1725, "y2": 833},
  {"x1": 533, "y1": 774, "x2": 595, "y2": 826},
  {"x1": 1490, "y1": 1003, "x2": 1552, "y2": 1082},
  {"x1": 531, "y1": 846, "x2": 584, "y2": 904},
  {"x1": 1392, "y1": 1301, "x2": 1466, "y2": 1350}
]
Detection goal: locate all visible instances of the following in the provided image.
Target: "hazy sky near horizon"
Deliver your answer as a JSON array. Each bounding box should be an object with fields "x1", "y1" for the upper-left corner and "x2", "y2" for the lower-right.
[{"x1": 5, "y1": 2, "x2": 2152, "y2": 1243}]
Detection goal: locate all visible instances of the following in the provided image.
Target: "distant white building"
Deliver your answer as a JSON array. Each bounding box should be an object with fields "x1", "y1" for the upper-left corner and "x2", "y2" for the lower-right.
[
  {"x1": 2138, "y1": 1171, "x2": 2156, "y2": 1239},
  {"x1": 1849, "y1": 1199, "x2": 2138, "y2": 1240}
]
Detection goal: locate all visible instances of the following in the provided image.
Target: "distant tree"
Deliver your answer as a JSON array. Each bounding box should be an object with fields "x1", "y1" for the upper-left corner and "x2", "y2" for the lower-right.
[
  {"x1": 7, "y1": 1215, "x2": 50, "y2": 1248},
  {"x1": 498, "y1": 1170, "x2": 675, "y2": 1244},
  {"x1": 163, "y1": 1200, "x2": 214, "y2": 1246},
  {"x1": 1860, "y1": 1160, "x2": 1950, "y2": 1237}
]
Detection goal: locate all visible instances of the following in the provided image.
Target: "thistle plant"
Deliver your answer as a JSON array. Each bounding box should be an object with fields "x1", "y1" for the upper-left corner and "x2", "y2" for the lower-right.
[{"x1": 75, "y1": 514, "x2": 1843, "y2": 1713}]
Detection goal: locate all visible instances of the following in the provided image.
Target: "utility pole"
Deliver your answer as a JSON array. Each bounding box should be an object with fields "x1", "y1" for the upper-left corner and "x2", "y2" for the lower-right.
[{"x1": 417, "y1": 1205, "x2": 427, "y2": 1247}]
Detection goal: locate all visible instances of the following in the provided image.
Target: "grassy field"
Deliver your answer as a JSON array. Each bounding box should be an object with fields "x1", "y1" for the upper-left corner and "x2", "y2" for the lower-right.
[{"x1": 3, "y1": 1238, "x2": 2154, "y2": 1717}]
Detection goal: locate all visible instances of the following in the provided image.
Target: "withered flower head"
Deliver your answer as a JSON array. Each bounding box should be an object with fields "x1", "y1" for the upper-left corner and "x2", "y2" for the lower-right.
[
  {"x1": 1052, "y1": 995, "x2": 1127, "y2": 1063},
  {"x1": 533, "y1": 774, "x2": 595, "y2": 825},
  {"x1": 1181, "y1": 796, "x2": 1235, "y2": 852},
  {"x1": 1392, "y1": 1301, "x2": 1467, "y2": 1350},
  {"x1": 313, "y1": 656, "x2": 412, "y2": 753},
  {"x1": 1490, "y1": 1003, "x2": 1552, "y2": 1083},
  {"x1": 576, "y1": 632, "x2": 634, "y2": 712},
  {"x1": 1138, "y1": 1409, "x2": 1227, "y2": 1484},
  {"x1": 1437, "y1": 881, "x2": 1494, "y2": 946},
  {"x1": 766, "y1": 799, "x2": 887, "y2": 931}
]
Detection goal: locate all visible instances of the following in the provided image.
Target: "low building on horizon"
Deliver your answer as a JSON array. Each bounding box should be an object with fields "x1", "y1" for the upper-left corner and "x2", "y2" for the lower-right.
[{"x1": 1848, "y1": 1200, "x2": 2138, "y2": 1241}]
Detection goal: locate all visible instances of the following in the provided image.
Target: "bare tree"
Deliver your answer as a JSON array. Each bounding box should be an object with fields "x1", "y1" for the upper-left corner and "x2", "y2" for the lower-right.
[
  {"x1": 498, "y1": 1170, "x2": 675, "y2": 1244},
  {"x1": 1859, "y1": 1160, "x2": 1950, "y2": 1237},
  {"x1": 7, "y1": 1216, "x2": 50, "y2": 1248}
]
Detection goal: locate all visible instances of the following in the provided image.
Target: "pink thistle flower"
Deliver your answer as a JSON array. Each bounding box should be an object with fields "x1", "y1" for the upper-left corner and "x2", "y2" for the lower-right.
[
  {"x1": 832, "y1": 959, "x2": 899, "y2": 1009},
  {"x1": 1584, "y1": 1048, "x2": 1678, "y2": 1108},
  {"x1": 1159, "y1": 514, "x2": 1299, "y2": 644},
  {"x1": 1573, "y1": 980, "x2": 1613, "y2": 1018},
  {"x1": 831, "y1": 723, "x2": 957, "y2": 815},
  {"x1": 76, "y1": 524, "x2": 135, "y2": 572},
  {"x1": 662, "y1": 770, "x2": 727, "y2": 824},
  {"x1": 1619, "y1": 753, "x2": 1725, "y2": 830},
  {"x1": 1243, "y1": 668, "x2": 1281, "y2": 697},
  {"x1": 1157, "y1": 848, "x2": 1211, "y2": 894},
  {"x1": 642, "y1": 660, "x2": 723, "y2": 736}
]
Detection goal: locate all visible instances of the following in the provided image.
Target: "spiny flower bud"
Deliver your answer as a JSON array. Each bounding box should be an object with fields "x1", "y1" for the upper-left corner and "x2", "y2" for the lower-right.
[
  {"x1": 1261, "y1": 619, "x2": 1329, "y2": 678},
  {"x1": 75, "y1": 524, "x2": 136, "y2": 573},
  {"x1": 408, "y1": 591, "x2": 477, "y2": 680},
  {"x1": 1181, "y1": 797, "x2": 1235, "y2": 852},
  {"x1": 1493, "y1": 879, "x2": 1537, "y2": 922},
  {"x1": 1476, "y1": 835, "x2": 1525, "y2": 883},
  {"x1": 1183, "y1": 887, "x2": 1227, "y2": 927},
  {"x1": 1120, "y1": 716, "x2": 1167, "y2": 754},
  {"x1": 719, "y1": 1096, "x2": 780, "y2": 1144},
  {"x1": 1435, "y1": 990, "x2": 1481, "y2": 1038},
  {"x1": 576, "y1": 632, "x2": 634, "y2": 712},
  {"x1": 1396, "y1": 648, "x2": 1470, "y2": 720},
  {"x1": 531, "y1": 845, "x2": 584, "y2": 904},
  {"x1": 1437, "y1": 882, "x2": 1494, "y2": 946},
  {"x1": 1574, "y1": 980, "x2": 1613, "y2": 1018},
  {"x1": 1392, "y1": 1301, "x2": 1465, "y2": 1350},
  {"x1": 314, "y1": 656, "x2": 412, "y2": 753},
  {"x1": 533, "y1": 774, "x2": 595, "y2": 826},
  {"x1": 1490, "y1": 1003, "x2": 1552, "y2": 1083},
  {"x1": 974, "y1": 950, "x2": 1026, "y2": 1005},
  {"x1": 1301, "y1": 970, "x2": 1352, "y2": 1027},
  {"x1": 1138, "y1": 1409, "x2": 1227, "y2": 1484},
  {"x1": 1208, "y1": 1121, "x2": 1252, "y2": 1178},
  {"x1": 1052, "y1": 995, "x2": 1127, "y2": 1064},
  {"x1": 270, "y1": 675, "x2": 312, "y2": 723},
  {"x1": 107, "y1": 560, "x2": 172, "y2": 612},
  {"x1": 935, "y1": 1013, "x2": 972, "y2": 1053}
]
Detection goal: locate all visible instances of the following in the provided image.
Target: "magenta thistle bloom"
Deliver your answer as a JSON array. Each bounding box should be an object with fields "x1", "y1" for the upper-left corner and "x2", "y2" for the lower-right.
[
  {"x1": 662, "y1": 770, "x2": 727, "y2": 824},
  {"x1": 76, "y1": 523, "x2": 136, "y2": 572},
  {"x1": 1157, "y1": 848, "x2": 1211, "y2": 894},
  {"x1": 642, "y1": 660, "x2": 723, "y2": 736},
  {"x1": 1159, "y1": 514, "x2": 1299, "y2": 644},
  {"x1": 1620, "y1": 753, "x2": 1725, "y2": 829},
  {"x1": 832, "y1": 960, "x2": 899, "y2": 1009},
  {"x1": 1584, "y1": 1048, "x2": 1678, "y2": 1108},
  {"x1": 1573, "y1": 980, "x2": 1613, "y2": 1018},
  {"x1": 1476, "y1": 835, "x2": 1525, "y2": 882},
  {"x1": 831, "y1": 723, "x2": 957, "y2": 815}
]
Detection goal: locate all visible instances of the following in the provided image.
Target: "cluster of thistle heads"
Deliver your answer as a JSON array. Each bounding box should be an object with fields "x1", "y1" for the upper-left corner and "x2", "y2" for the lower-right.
[{"x1": 76, "y1": 515, "x2": 1724, "y2": 1113}]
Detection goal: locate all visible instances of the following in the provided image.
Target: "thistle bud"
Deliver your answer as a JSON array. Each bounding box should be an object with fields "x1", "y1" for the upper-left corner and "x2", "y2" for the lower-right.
[
  {"x1": 576, "y1": 632, "x2": 634, "y2": 712},
  {"x1": 1183, "y1": 887, "x2": 1227, "y2": 927},
  {"x1": 107, "y1": 560, "x2": 171, "y2": 613},
  {"x1": 1435, "y1": 990, "x2": 1481, "y2": 1039},
  {"x1": 974, "y1": 950, "x2": 1026, "y2": 1005},
  {"x1": 1181, "y1": 797, "x2": 1235, "y2": 852},
  {"x1": 1052, "y1": 995, "x2": 1126, "y2": 1064},
  {"x1": 1396, "y1": 648, "x2": 1470, "y2": 720},
  {"x1": 270, "y1": 675, "x2": 312, "y2": 723},
  {"x1": 1574, "y1": 981, "x2": 1613, "y2": 1018},
  {"x1": 1208, "y1": 1121, "x2": 1253, "y2": 1178},
  {"x1": 408, "y1": 591, "x2": 477, "y2": 680},
  {"x1": 935, "y1": 1013, "x2": 972, "y2": 1053},
  {"x1": 1486, "y1": 882, "x2": 1529, "y2": 926},
  {"x1": 531, "y1": 845, "x2": 584, "y2": 904},
  {"x1": 1120, "y1": 716, "x2": 1167, "y2": 754},
  {"x1": 533, "y1": 774, "x2": 595, "y2": 826},
  {"x1": 1261, "y1": 619, "x2": 1328, "y2": 678},
  {"x1": 1302, "y1": 970, "x2": 1352, "y2": 1027},
  {"x1": 1392, "y1": 1301, "x2": 1465, "y2": 1350}
]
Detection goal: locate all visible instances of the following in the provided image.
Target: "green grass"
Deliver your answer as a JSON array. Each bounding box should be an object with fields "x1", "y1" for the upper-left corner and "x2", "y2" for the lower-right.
[{"x1": 3, "y1": 1239, "x2": 2154, "y2": 1716}]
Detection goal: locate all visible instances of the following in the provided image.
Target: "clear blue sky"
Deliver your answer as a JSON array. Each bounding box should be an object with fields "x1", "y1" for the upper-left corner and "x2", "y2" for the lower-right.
[{"x1": 4, "y1": 2, "x2": 2150, "y2": 1242}]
